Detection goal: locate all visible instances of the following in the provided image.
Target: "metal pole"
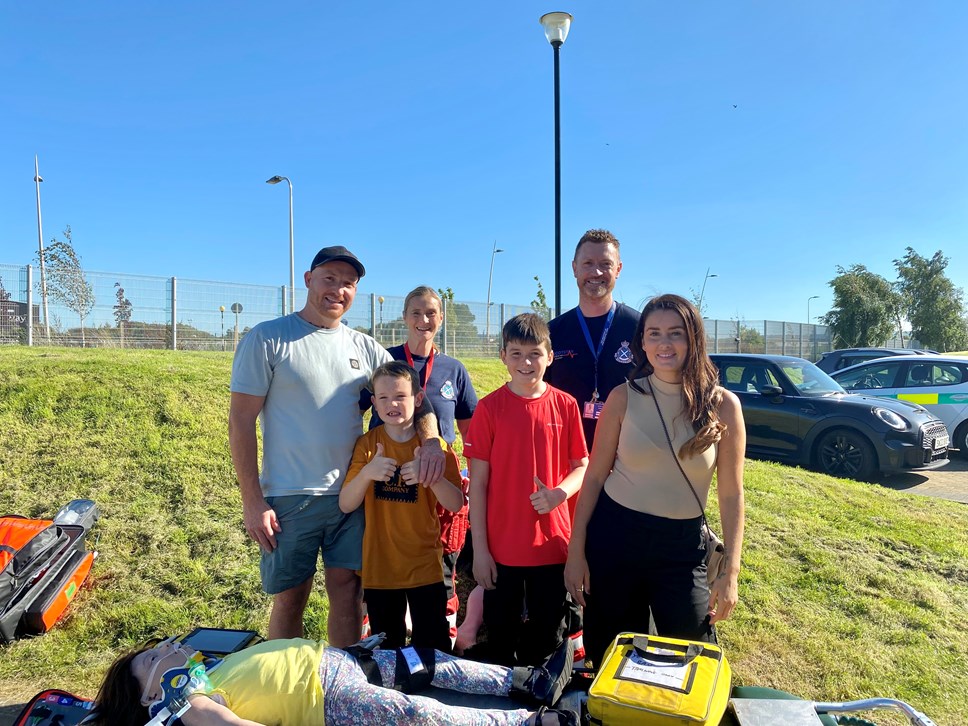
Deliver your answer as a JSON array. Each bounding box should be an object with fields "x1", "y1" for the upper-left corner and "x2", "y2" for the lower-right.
[
  {"x1": 370, "y1": 293, "x2": 377, "y2": 338},
  {"x1": 287, "y1": 179, "x2": 295, "y2": 314},
  {"x1": 698, "y1": 268, "x2": 718, "y2": 313},
  {"x1": 266, "y1": 175, "x2": 295, "y2": 314},
  {"x1": 553, "y1": 41, "x2": 562, "y2": 318},
  {"x1": 441, "y1": 298, "x2": 449, "y2": 356},
  {"x1": 170, "y1": 277, "x2": 178, "y2": 351},
  {"x1": 26, "y1": 265, "x2": 33, "y2": 347},
  {"x1": 486, "y1": 241, "x2": 503, "y2": 340},
  {"x1": 34, "y1": 156, "x2": 50, "y2": 341}
]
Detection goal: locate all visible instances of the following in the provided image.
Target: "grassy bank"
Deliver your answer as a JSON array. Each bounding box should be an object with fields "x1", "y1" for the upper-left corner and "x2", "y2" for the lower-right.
[{"x1": 0, "y1": 347, "x2": 966, "y2": 724}]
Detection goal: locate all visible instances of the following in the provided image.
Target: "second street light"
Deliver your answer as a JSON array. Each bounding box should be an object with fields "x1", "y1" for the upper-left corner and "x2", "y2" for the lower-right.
[
  {"x1": 266, "y1": 175, "x2": 295, "y2": 314},
  {"x1": 34, "y1": 156, "x2": 50, "y2": 341},
  {"x1": 698, "y1": 268, "x2": 718, "y2": 314},
  {"x1": 807, "y1": 295, "x2": 819, "y2": 323},
  {"x1": 539, "y1": 11, "x2": 573, "y2": 318},
  {"x1": 485, "y1": 242, "x2": 504, "y2": 341}
]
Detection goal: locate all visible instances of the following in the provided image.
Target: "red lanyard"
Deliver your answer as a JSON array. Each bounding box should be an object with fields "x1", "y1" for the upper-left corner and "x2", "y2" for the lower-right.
[{"x1": 403, "y1": 343, "x2": 435, "y2": 392}]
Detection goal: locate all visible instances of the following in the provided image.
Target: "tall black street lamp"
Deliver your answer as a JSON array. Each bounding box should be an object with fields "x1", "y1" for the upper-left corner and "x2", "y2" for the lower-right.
[{"x1": 539, "y1": 11, "x2": 573, "y2": 317}]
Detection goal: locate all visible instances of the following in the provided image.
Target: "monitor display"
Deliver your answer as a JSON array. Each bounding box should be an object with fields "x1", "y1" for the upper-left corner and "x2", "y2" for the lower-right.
[{"x1": 180, "y1": 628, "x2": 258, "y2": 655}]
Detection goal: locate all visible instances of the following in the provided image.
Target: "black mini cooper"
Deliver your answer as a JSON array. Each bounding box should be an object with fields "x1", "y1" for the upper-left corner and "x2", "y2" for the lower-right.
[{"x1": 710, "y1": 354, "x2": 949, "y2": 481}]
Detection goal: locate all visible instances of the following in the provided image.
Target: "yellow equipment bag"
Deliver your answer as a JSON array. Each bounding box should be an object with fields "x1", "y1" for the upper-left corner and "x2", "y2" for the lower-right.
[{"x1": 586, "y1": 633, "x2": 731, "y2": 725}]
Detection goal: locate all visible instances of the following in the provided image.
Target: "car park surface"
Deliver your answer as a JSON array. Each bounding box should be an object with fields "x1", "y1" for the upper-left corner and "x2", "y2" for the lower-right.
[
  {"x1": 814, "y1": 347, "x2": 937, "y2": 374},
  {"x1": 831, "y1": 354, "x2": 968, "y2": 459},
  {"x1": 710, "y1": 353, "x2": 949, "y2": 481}
]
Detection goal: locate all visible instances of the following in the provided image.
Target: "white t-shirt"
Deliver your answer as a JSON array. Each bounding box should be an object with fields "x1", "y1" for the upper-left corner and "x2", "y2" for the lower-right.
[{"x1": 231, "y1": 314, "x2": 391, "y2": 496}]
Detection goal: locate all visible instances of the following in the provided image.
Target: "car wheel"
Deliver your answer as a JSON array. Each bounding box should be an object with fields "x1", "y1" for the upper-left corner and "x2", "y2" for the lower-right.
[
  {"x1": 954, "y1": 421, "x2": 968, "y2": 461},
  {"x1": 816, "y1": 429, "x2": 878, "y2": 481}
]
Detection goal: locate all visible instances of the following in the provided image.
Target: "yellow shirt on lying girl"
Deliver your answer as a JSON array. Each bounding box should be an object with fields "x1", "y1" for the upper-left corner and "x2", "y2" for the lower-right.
[{"x1": 203, "y1": 638, "x2": 325, "y2": 725}]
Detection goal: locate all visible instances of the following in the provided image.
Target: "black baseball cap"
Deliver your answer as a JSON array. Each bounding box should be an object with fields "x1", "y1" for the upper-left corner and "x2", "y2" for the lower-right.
[{"x1": 309, "y1": 245, "x2": 365, "y2": 278}]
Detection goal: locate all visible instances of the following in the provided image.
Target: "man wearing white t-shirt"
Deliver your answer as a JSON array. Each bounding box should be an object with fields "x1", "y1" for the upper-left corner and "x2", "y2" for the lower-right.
[{"x1": 230, "y1": 246, "x2": 444, "y2": 645}]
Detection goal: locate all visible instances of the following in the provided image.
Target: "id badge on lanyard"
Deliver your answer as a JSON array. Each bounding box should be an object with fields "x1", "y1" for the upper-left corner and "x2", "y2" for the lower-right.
[
  {"x1": 583, "y1": 399, "x2": 604, "y2": 420},
  {"x1": 578, "y1": 304, "x2": 616, "y2": 420}
]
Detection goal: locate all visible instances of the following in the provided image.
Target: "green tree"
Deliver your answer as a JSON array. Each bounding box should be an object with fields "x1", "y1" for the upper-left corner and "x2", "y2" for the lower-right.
[
  {"x1": 437, "y1": 287, "x2": 481, "y2": 354},
  {"x1": 531, "y1": 275, "x2": 549, "y2": 315},
  {"x1": 894, "y1": 248, "x2": 968, "y2": 351},
  {"x1": 0, "y1": 276, "x2": 11, "y2": 302},
  {"x1": 40, "y1": 226, "x2": 95, "y2": 346},
  {"x1": 113, "y1": 282, "x2": 133, "y2": 348},
  {"x1": 820, "y1": 265, "x2": 898, "y2": 348}
]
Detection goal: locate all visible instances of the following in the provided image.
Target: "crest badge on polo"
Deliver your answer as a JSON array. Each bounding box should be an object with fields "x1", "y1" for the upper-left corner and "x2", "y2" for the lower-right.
[
  {"x1": 440, "y1": 380, "x2": 456, "y2": 400},
  {"x1": 614, "y1": 341, "x2": 633, "y2": 364}
]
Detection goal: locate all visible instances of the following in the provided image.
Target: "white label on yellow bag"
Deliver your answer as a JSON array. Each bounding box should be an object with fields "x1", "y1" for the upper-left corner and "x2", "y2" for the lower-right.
[{"x1": 618, "y1": 649, "x2": 690, "y2": 689}]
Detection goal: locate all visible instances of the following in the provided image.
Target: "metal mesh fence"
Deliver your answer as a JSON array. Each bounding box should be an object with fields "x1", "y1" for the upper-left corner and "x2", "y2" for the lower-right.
[
  {"x1": 2, "y1": 264, "x2": 548, "y2": 354},
  {"x1": 0, "y1": 263, "x2": 29, "y2": 345},
  {"x1": 704, "y1": 319, "x2": 832, "y2": 360},
  {"x1": 346, "y1": 293, "x2": 544, "y2": 358},
  {"x1": 3, "y1": 262, "x2": 849, "y2": 360}
]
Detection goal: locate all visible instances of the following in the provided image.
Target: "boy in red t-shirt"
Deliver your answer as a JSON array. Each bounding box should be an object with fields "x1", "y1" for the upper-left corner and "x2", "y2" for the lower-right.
[
  {"x1": 341, "y1": 361, "x2": 464, "y2": 651},
  {"x1": 465, "y1": 313, "x2": 589, "y2": 667}
]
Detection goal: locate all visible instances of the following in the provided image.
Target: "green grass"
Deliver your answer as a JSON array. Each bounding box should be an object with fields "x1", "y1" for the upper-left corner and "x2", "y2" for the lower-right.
[{"x1": 1, "y1": 348, "x2": 967, "y2": 725}]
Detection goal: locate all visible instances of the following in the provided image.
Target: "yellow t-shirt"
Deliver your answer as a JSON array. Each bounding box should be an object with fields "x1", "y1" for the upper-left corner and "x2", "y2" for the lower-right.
[
  {"x1": 345, "y1": 427, "x2": 462, "y2": 589},
  {"x1": 204, "y1": 638, "x2": 325, "y2": 725}
]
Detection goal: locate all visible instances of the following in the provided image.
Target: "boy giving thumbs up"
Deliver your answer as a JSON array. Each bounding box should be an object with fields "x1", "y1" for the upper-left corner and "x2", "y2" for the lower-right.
[{"x1": 341, "y1": 362, "x2": 463, "y2": 650}]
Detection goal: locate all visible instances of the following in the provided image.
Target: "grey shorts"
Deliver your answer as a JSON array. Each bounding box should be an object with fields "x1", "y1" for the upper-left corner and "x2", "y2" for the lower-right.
[{"x1": 260, "y1": 494, "x2": 364, "y2": 595}]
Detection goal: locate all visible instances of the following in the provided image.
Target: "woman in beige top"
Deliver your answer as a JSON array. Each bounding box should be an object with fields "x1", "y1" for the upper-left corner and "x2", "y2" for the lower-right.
[{"x1": 563, "y1": 294, "x2": 746, "y2": 667}]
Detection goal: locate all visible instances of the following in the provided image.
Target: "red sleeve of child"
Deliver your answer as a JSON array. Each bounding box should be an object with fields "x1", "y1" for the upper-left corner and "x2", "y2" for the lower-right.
[{"x1": 463, "y1": 394, "x2": 495, "y2": 462}]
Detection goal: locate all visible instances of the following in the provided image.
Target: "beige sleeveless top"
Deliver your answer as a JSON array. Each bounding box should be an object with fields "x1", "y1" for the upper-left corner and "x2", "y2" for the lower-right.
[{"x1": 603, "y1": 376, "x2": 717, "y2": 519}]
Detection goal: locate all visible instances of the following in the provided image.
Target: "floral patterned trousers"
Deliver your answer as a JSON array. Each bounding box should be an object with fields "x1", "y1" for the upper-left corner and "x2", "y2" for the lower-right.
[{"x1": 320, "y1": 646, "x2": 532, "y2": 725}]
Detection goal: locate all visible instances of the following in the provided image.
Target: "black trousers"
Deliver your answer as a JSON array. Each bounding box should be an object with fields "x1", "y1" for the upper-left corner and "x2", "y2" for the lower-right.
[
  {"x1": 582, "y1": 491, "x2": 715, "y2": 668},
  {"x1": 364, "y1": 581, "x2": 451, "y2": 652},
  {"x1": 482, "y1": 562, "x2": 569, "y2": 667}
]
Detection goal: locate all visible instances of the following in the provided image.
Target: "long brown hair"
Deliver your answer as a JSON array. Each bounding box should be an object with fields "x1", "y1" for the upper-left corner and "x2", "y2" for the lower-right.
[
  {"x1": 628, "y1": 294, "x2": 725, "y2": 457},
  {"x1": 89, "y1": 645, "x2": 153, "y2": 726}
]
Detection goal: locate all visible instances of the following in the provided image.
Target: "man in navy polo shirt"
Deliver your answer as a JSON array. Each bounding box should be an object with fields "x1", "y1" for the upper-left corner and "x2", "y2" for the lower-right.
[{"x1": 545, "y1": 229, "x2": 640, "y2": 451}]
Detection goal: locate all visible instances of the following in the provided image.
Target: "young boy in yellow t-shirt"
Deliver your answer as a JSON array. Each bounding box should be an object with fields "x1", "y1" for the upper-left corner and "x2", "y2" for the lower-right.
[{"x1": 340, "y1": 361, "x2": 464, "y2": 651}]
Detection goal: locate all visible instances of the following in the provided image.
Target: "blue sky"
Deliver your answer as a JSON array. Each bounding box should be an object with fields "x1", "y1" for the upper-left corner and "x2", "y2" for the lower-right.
[{"x1": 2, "y1": 2, "x2": 966, "y2": 324}]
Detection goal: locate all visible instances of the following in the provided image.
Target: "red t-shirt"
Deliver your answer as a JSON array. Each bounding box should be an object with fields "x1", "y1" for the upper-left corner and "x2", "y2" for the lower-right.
[{"x1": 465, "y1": 384, "x2": 588, "y2": 566}]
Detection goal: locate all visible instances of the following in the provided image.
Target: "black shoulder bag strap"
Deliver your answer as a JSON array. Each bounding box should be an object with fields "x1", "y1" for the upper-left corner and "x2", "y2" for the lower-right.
[{"x1": 646, "y1": 377, "x2": 708, "y2": 526}]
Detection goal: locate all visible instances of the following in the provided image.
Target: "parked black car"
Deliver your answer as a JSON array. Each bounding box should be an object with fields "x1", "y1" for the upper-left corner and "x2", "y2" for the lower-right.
[
  {"x1": 815, "y1": 347, "x2": 938, "y2": 374},
  {"x1": 710, "y1": 354, "x2": 949, "y2": 480}
]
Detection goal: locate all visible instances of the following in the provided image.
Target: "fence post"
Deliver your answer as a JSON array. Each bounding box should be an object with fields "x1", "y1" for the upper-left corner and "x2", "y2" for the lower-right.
[
  {"x1": 712, "y1": 319, "x2": 718, "y2": 353},
  {"x1": 441, "y1": 298, "x2": 449, "y2": 356},
  {"x1": 281, "y1": 285, "x2": 288, "y2": 316},
  {"x1": 781, "y1": 322, "x2": 786, "y2": 355},
  {"x1": 370, "y1": 293, "x2": 377, "y2": 338},
  {"x1": 26, "y1": 265, "x2": 33, "y2": 347},
  {"x1": 170, "y1": 277, "x2": 178, "y2": 351}
]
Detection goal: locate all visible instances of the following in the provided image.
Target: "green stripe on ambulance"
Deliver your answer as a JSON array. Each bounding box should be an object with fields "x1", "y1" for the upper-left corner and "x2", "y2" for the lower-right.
[{"x1": 892, "y1": 392, "x2": 968, "y2": 405}]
